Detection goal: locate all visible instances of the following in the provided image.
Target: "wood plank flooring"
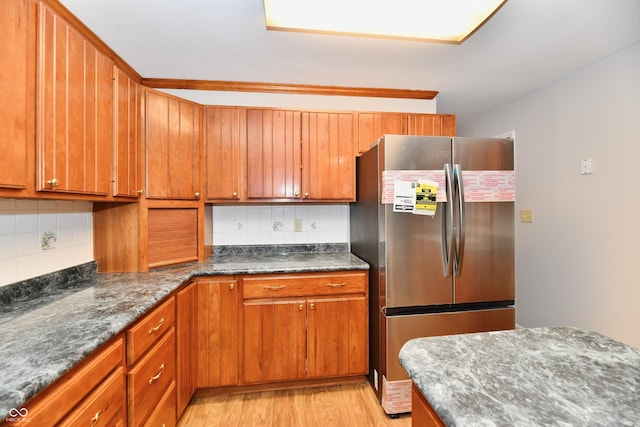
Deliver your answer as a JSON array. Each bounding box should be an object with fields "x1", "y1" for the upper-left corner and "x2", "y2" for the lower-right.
[{"x1": 177, "y1": 380, "x2": 412, "y2": 427}]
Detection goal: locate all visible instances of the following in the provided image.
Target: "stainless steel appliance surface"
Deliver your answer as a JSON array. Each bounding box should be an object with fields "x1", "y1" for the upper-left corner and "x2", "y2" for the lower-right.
[{"x1": 350, "y1": 135, "x2": 515, "y2": 415}]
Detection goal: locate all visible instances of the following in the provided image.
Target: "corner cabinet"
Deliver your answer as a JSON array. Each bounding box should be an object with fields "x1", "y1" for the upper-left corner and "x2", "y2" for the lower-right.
[
  {"x1": 144, "y1": 88, "x2": 202, "y2": 200},
  {"x1": 241, "y1": 271, "x2": 368, "y2": 384},
  {"x1": 36, "y1": 3, "x2": 114, "y2": 195}
]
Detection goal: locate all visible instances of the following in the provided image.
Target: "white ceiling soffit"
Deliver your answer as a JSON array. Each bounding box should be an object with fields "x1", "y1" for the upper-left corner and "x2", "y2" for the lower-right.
[{"x1": 59, "y1": 0, "x2": 640, "y2": 122}]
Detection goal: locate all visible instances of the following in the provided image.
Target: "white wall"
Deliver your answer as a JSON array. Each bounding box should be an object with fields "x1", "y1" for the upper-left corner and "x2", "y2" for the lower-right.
[
  {"x1": 459, "y1": 42, "x2": 640, "y2": 348},
  {"x1": 0, "y1": 199, "x2": 94, "y2": 287}
]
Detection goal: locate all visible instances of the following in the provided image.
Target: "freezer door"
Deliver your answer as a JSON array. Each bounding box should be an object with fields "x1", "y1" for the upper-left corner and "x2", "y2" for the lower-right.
[
  {"x1": 384, "y1": 308, "x2": 515, "y2": 381},
  {"x1": 382, "y1": 135, "x2": 453, "y2": 308},
  {"x1": 453, "y1": 137, "x2": 515, "y2": 304}
]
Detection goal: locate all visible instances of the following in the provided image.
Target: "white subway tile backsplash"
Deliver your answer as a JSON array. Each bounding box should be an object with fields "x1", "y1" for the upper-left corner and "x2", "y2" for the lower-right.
[
  {"x1": 212, "y1": 204, "x2": 349, "y2": 246},
  {"x1": 0, "y1": 213, "x2": 16, "y2": 235},
  {"x1": 0, "y1": 258, "x2": 17, "y2": 285},
  {"x1": 0, "y1": 234, "x2": 16, "y2": 260},
  {"x1": 0, "y1": 199, "x2": 94, "y2": 288}
]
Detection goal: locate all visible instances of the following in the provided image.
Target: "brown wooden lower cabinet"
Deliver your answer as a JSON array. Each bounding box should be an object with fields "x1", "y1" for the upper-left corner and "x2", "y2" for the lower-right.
[
  {"x1": 242, "y1": 299, "x2": 308, "y2": 383},
  {"x1": 7, "y1": 271, "x2": 369, "y2": 426},
  {"x1": 58, "y1": 367, "x2": 127, "y2": 427},
  {"x1": 241, "y1": 271, "x2": 369, "y2": 384},
  {"x1": 176, "y1": 281, "x2": 198, "y2": 417},
  {"x1": 196, "y1": 276, "x2": 241, "y2": 388},
  {"x1": 411, "y1": 383, "x2": 445, "y2": 427},
  {"x1": 4, "y1": 337, "x2": 126, "y2": 427},
  {"x1": 127, "y1": 304, "x2": 177, "y2": 427}
]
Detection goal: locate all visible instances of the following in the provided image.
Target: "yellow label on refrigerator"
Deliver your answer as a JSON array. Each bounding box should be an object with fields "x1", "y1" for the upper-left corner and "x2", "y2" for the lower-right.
[{"x1": 414, "y1": 181, "x2": 438, "y2": 216}]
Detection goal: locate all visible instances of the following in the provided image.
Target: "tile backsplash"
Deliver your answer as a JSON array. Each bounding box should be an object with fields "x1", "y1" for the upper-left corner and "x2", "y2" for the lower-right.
[
  {"x1": 0, "y1": 199, "x2": 94, "y2": 287},
  {"x1": 212, "y1": 204, "x2": 349, "y2": 246}
]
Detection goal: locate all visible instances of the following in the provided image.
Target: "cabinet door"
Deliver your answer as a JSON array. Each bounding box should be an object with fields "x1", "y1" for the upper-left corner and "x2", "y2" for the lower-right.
[
  {"x1": 146, "y1": 89, "x2": 201, "y2": 200},
  {"x1": 242, "y1": 300, "x2": 307, "y2": 384},
  {"x1": 196, "y1": 277, "x2": 240, "y2": 388},
  {"x1": 176, "y1": 282, "x2": 198, "y2": 417},
  {"x1": 246, "y1": 109, "x2": 301, "y2": 200},
  {"x1": 37, "y1": 4, "x2": 113, "y2": 195},
  {"x1": 357, "y1": 112, "x2": 407, "y2": 155},
  {"x1": 302, "y1": 111, "x2": 356, "y2": 201},
  {"x1": 204, "y1": 106, "x2": 244, "y2": 201},
  {"x1": 307, "y1": 297, "x2": 368, "y2": 378},
  {"x1": 0, "y1": 0, "x2": 33, "y2": 190},
  {"x1": 113, "y1": 67, "x2": 140, "y2": 198},
  {"x1": 407, "y1": 114, "x2": 456, "y2": 136}
]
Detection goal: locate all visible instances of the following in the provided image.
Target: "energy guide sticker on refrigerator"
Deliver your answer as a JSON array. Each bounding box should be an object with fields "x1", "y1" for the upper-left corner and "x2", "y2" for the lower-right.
[{"x1": 350, "y1": 135, "x2": 516, "y2": 415}]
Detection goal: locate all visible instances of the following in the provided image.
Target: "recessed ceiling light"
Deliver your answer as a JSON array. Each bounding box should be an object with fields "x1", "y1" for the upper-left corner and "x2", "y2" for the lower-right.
[{"x1": 264, "y1": 0, "x2": 507, "y2": 43}]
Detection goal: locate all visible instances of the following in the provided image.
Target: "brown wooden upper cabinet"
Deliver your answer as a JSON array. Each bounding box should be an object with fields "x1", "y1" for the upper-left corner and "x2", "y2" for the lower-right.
[
  {"x1": 113, "y1": 67, "x2": 141, "y2": 198},
  {"x1": 0, "y1": 0, "x2": 34, "y2": 192},
  {"x1": 144, "y1": 89, "x2": 202, "y2": 200},
  {"x1": 204, "y1": 106, "x2": 245, "y2": 202},
  {"x1": 357, "y1": 112, "x2": 457, "y2": 155},
  {"x1": 408, "y1": 113, "x2": 456, "y2": 136},
  {"x1": 246, "y1": 108, "x2": 302, "y2": 200},
  {"x1": 357, "y1": 112, "x2": 407, "y2": 155},
  {"x1": 36, "y1": 3, "x2": 114, "y2": 195},
  {"x1": 301, "y1": 111, "x2": 356, "y2": 201},
  {"x1": 246, "y1": 108, "x2": 356, "y2": 202}
]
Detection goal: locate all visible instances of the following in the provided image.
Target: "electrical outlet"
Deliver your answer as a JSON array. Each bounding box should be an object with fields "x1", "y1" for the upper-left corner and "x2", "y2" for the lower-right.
[
  {"x1": 294, "y1": 219, "x2": 302, "y2": 232},
  {"x1": 519, "y1": 209, "x2": 534, "y2": 223}
]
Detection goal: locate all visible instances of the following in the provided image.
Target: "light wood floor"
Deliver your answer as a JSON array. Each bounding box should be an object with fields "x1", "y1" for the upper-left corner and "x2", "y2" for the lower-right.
[{"x1": 177, "y1": 380, "x2": 412, "y2": 427}]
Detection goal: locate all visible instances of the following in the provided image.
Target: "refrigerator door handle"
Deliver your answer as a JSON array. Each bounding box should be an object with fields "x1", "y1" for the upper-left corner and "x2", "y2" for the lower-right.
[
  {"x1": 453, "y1": 164, "x2": 466, "y2": 275},
  {"x1": 442, "y1": 164, "x2": 454, "y2": 276}
]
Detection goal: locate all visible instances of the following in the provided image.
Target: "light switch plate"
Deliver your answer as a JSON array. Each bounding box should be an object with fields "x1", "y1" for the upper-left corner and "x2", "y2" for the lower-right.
[{"x1": 520, "y1": 209, "x2": 534, "y2": 223}]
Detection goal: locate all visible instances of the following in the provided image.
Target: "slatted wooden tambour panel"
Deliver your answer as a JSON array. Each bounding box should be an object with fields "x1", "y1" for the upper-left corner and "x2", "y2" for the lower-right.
[{"x1": 148, "y1": 208, "x2": 198, "y2": 267}]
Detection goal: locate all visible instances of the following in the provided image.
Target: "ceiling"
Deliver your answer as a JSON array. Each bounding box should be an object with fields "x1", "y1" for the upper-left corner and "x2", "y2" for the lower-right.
[{"x1": 59, "y1": 0, "x2": 640, "y2": 124}]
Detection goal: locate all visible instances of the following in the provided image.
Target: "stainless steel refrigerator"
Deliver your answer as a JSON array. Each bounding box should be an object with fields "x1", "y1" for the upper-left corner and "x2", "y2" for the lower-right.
[{"x1": 350, "y1": 135, "x2": 516, "y2": 415}]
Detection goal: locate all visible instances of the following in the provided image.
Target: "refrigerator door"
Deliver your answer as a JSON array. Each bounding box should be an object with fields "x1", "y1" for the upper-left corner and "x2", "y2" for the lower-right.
[
  {"x1": 382, "y1": 135, "x2": 453, "y2": 309},
  {"x1": 384, "y1": 308, "x2": 516, "y2": 381},
  {"x1": 381, "y1": 308, "x2": 515, "y2": 414},
  {"x1": 453, "y1": 137, "x2": 515, "y2": 304}
]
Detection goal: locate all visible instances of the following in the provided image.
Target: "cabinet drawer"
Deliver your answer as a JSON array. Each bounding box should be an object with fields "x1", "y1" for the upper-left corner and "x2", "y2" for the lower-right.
[
  {"x1": 127, "y1": 297, "x2": 175, "y2": 365},
  {"x1": 242, "y1": 271, "x2": 367, "y2": 300},
  {"x1": 59, "y1": 367, "x2": 126, "y2": 427},
  {"x1": 128, "y1": 328, "x2": 176, "y2": 427},
  {"x1": 25, "y1": 337, "x2": 124, "y2": 425},
  {"x1": 143, "y1": 381, "x2": 177, "y2": 427}
]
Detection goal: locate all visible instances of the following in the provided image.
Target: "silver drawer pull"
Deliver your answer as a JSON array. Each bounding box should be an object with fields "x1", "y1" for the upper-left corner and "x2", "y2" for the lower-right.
[
  {"x1": 327, "y1": 283, "x2": 346, "y2": 288},
  {"x1": 149, "y1": 363, "x2": 165, "y2": 384},
  {"x1": 148, "y1": 317, "x2": 165, "y2": 334},
  {"x1": 264, "y1": 285, "x2": 286, "y2": 290}
]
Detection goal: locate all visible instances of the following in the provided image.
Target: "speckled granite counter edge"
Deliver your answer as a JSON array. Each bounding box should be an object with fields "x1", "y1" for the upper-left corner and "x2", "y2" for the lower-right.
[{"x1": 0, "y1": 244, "x2": 368, "y2": 418}]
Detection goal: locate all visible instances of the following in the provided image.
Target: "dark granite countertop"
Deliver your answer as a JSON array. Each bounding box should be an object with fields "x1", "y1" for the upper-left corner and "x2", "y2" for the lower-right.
[
  {"x1": 399, "y1": 326, "x2": 640, "y2": 426},
  {"x1": 0, "y1": 244, "x2": 368, "y2": 419}
]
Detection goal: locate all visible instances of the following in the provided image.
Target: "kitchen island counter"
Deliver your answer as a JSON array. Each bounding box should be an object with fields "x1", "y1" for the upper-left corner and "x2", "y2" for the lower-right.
[
  {"x1": 399, "y1": 326, "x2": 640, "y2": 426},
  {"x1": 0, "y1": 244, "x2": 368, "y2": 419}
]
